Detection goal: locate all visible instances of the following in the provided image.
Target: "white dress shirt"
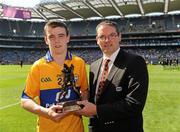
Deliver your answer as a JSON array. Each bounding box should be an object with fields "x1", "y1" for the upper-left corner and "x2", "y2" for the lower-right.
[{"x1": 95, "y1": 48, "x2": 120, "y2": 102}]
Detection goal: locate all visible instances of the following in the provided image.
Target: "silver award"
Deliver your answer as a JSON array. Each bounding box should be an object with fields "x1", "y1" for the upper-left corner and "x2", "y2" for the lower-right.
[{"x1": 56, "y1": 64, "x2": 83, "y2": 112}]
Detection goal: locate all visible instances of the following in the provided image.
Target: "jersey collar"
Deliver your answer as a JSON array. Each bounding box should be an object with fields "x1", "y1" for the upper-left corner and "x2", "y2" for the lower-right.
[{"x1": 45, "y1": 50, "x2": 72, "y2": 62}]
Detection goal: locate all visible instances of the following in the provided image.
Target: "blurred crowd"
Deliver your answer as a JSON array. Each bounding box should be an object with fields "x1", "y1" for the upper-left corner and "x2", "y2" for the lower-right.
[{"x1": 0, "y1": 47, "x2": 179, "y2": 65}]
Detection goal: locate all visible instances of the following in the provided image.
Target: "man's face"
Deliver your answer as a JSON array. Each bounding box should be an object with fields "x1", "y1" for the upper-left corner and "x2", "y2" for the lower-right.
[
  {"x1": 96, "y1": 25, "x2": 121, "y2": 56},
  {"x1": 44, "y1": 26, "x2": 70, "y2": 55}
]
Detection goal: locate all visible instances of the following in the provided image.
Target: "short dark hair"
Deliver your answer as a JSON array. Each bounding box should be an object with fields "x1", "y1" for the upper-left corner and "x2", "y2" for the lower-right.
[
  {"x1": 96, "y1": 20, "x2": 119, "y2": 35},
  {"x1": 44, "y1": 20, "x2": 69, "y2": 36}
]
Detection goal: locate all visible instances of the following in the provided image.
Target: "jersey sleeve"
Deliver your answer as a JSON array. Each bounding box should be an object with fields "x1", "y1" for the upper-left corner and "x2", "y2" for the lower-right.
[
  {"x1": 21, "y1": 62, "x2": 40, "y2": 100},
  {"x1": 79, "y1": 60, "x2": 88, "y2": 92}
]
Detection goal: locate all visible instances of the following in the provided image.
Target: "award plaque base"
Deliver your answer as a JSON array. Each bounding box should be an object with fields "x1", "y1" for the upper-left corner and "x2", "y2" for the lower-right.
[{"x1": 60, "y1": 100, "x2": 83, "y2": 112}]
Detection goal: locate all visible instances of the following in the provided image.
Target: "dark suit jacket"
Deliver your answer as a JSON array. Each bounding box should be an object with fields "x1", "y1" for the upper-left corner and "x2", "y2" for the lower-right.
[{"x1": 89, "y1": 49, "x2": 149, "y2": 132}]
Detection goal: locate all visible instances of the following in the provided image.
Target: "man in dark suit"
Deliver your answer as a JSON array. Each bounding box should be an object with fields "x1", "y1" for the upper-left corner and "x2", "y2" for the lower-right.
[{"x1": 77, "y1": 20, "x2": 149, "y2": 132}]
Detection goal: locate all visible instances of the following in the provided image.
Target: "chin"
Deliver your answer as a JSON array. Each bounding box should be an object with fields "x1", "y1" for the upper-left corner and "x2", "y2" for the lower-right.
[
  {"x1": 103, "y1": 50, "x2": 109, "y2": 54},
  {"x1": 55, "y1": 51, "x2": 63, "y2": 54}
]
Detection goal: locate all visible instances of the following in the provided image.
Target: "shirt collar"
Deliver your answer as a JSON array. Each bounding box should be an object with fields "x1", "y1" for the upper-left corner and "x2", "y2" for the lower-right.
[
  {"x1": 103, "y1": 48, "x2": 120, "y2": 63},
  {"x1": 45, "y1": 50, "x2": 72, "y2": 62}
]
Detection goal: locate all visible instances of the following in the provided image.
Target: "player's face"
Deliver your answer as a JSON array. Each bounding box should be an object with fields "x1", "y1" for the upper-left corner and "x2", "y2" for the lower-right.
[
  {"x1": 96, "y1": 25, "x2": 121, "y2": 57},
  {"x1": 45, "y1": 26, "x2": 70, "y2": 55}
]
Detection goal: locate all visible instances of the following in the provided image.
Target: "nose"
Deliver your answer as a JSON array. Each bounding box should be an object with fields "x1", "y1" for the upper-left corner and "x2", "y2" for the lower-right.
[
  {"x1": 104, "y1": 37, "x2": 110, "y2": 42},
  {"x1": 54, "y1": 37, "x2": 60, "y2": 42}
]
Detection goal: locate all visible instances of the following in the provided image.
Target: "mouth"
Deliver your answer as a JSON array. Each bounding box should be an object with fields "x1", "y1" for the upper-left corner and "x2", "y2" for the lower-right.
[{"x1": 55, "y1": 45, "x2": 62, "y2": 48}]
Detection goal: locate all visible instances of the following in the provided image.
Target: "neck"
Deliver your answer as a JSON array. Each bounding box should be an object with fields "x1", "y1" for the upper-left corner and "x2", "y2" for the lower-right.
[
  {"x1": 104, "y1": 52, "x2": 112, "y2": 58},
  {"x1": 51, "y1": 51, "x2": 67, "y2": 66}
]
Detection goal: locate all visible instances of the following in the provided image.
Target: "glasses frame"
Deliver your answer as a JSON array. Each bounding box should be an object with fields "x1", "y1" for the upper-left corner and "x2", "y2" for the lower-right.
[{"x1": 97, "y1": 33, "x2": 118, "y2": 41}]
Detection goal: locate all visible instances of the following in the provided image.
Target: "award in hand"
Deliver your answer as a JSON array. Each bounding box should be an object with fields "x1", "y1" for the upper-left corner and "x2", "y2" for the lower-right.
[{"x1": 56, "y1": 64, "x2": 83, "y2": 112}]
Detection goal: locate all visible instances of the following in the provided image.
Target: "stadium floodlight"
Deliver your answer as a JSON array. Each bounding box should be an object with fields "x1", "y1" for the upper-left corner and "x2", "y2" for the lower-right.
[
  {"x1": 177, "y1": 24, "x2": 180, "y2": 28},
  {"x1": 13, "y1": 29, "x2": 16, "y2": 34}
]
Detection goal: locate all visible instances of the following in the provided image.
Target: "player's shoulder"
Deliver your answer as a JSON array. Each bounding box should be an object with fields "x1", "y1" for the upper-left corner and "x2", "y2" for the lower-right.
[
  {"x1": 32, "y1": 57, "x2": 47, "y2": 68},
  {"x1": 72, "y1": 54, "x2": 85, "y2": 64}
]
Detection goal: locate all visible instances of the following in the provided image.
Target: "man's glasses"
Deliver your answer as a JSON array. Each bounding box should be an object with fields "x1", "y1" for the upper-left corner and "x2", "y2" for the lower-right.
[{"x1": 97, "y1": 33, "x2": 118, "y2": 41}]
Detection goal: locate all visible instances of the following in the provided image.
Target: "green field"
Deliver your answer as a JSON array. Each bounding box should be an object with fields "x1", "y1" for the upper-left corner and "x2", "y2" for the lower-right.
[{"x1": 0, "y1": 65, "x2": 180, "y2": 132}]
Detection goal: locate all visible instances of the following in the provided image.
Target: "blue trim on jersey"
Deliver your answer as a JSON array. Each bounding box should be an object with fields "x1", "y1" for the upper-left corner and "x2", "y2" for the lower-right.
[
  {"x1": 21, "y1": 91, "x2": 32, "y2": 99},
  {"x1": 65, "y1": 51, "x2": 72, "y2": 60},
  {"x1": 40, "y1": 87, "x2": 80, "y2": 108},
  {"x1": 45, "y1": 51, "x2": 53, "y2": 62},
  {"x1": 45, "y1": 50, "x2": 72, "y2": 62}
]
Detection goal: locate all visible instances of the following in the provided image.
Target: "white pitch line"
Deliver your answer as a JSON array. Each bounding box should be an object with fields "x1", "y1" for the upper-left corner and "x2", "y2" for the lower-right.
[{"x1": 0, "y1": 102, "x2": 20, "y2": 110}]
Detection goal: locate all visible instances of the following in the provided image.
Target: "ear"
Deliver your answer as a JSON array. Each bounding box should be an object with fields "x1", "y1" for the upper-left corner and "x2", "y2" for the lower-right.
[
  {"x1": 96, "y1": 36, "x2": 98, "y2": 41},
  {"x1": 67, "y1": 34, "x2": 70, "y2": 43},
  {"x1": 44, "y1": 36, "x2": 49, "y2": 46},
  {"x1": 96, "y1": 36, "x2": 99, "y2": 45},
  {"x1": 118, "y1": 33, "x2": 121, "y2": 42}
]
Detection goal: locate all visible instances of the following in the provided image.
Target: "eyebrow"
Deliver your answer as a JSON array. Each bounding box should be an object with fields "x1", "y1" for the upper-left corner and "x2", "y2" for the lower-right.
[
  {"x1": 58, "y1": 33, "x2": 66, "y2": 35},
  {"x1": 98, "y1": 32, "x2": 117, "y2": 36},
  {"x1": 48, "y1": 33, "x2": 66, "y2": 36}
]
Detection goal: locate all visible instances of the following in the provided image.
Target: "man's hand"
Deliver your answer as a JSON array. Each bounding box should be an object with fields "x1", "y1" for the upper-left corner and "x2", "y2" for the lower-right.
[{"x1": 76, "y1": 100, "x2": 97, "y2": 117}]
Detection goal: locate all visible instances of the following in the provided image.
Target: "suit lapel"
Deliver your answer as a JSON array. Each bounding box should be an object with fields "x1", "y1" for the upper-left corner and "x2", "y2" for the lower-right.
[
  {"x1": 106, "y1": 65, "x2": 119, "y2": 85},
  {"x1": 100, "y1": 64, "x2": 119, "y2": 96},
  {"x1": 91, "y1": 58, "x2": 103, "y2": 103},
  {"x1": 93, "y1": 58, "x2": 103, "y2": 85}
]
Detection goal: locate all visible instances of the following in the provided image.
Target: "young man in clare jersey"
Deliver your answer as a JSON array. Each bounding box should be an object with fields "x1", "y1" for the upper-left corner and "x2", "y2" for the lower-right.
[{"x1": 21, "y1": 21, "x2": 88, "y2": 132}]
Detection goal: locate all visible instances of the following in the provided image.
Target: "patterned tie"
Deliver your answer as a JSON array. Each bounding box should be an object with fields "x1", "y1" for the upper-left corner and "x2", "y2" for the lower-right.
[{"x1": 96, "y1": 59, "x2": 110, "y2": 101}]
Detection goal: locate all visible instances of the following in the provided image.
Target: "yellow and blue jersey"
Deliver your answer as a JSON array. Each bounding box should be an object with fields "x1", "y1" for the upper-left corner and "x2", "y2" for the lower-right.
[{"x1": 22, "y1": 51, "x2": 88, "y2": 132}]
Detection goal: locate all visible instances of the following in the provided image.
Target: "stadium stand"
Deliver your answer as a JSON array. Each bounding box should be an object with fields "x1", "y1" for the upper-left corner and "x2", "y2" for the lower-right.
[
  {"x1": 0, "y1": 0, "x2": 180, "y2": 65},
  {"x1": 0, "y1": 14, "x2": 180, "y2": 65}
]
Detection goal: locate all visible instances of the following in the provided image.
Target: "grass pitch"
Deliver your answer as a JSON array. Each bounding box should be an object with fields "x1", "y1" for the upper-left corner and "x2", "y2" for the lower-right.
[{"x1": 0, "y1": 65, "x2": 180, "y2": 132}]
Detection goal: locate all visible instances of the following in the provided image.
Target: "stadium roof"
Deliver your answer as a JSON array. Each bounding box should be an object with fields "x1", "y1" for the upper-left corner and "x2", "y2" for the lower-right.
[{"x1": 0, "y1": 0, "x2": 180, "y2": 21}]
